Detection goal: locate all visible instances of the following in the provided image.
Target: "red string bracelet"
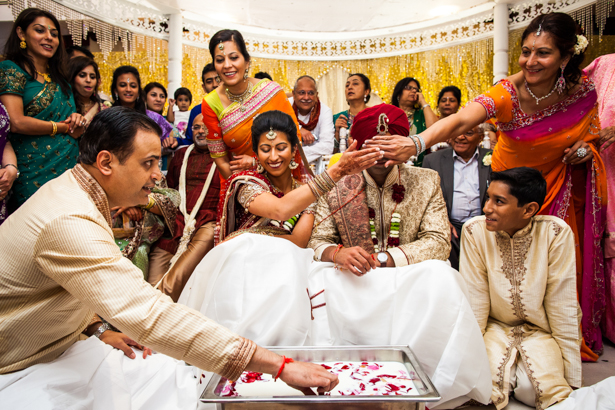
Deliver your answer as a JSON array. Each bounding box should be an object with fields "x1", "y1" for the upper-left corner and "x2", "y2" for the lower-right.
[
  {"x1": 332, "y1": 244, "x2": 343, "y2": 269},
  {"x1": 274, "y1": 356, "x2": 294, "y2": 381}
]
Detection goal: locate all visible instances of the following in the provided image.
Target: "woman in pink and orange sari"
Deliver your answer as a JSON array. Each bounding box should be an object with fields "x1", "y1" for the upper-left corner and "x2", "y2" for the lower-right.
[
  {"x1": 201, "y1": 29, "x2": 310, "y2": 185},
  {"x1": 368, "y1": 13, "x2": 608, "y2": 361}
]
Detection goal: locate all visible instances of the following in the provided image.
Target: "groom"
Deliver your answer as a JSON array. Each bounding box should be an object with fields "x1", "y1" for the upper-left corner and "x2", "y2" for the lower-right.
[
  {"x1": 307, "y1": 103, "x2": 491, "y2": 409},
  {"x1": 309, "y1": 103, "x2": 450, "y2": 269}
]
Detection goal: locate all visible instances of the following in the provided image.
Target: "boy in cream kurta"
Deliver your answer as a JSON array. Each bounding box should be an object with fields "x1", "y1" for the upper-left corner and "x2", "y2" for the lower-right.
[{"x1": 460, "y1": 167, "x2": 581, "y2": 410}]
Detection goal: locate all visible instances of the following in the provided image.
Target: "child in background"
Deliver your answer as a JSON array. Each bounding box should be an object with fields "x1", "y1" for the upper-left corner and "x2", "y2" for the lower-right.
[{"x1": 167, "y1": 87, "x2": 192, "y2": 141}]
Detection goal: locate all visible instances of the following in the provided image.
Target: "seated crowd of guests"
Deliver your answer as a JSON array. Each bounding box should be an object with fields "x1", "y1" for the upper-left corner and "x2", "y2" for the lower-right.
[{"x1": 1, "y1": 7, "x2": 615, "y2": 410}]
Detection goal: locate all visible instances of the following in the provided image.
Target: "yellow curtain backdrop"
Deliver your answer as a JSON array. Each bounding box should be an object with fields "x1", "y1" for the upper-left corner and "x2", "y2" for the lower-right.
[{"x1": 94, "y1": 33, "x2": 614, "y2": 114}]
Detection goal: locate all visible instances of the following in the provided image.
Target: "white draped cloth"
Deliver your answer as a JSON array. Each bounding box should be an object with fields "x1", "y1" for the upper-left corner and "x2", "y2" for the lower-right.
[
  {"x1": 179, "y1": 234, "x2": 492, "y2": 409},
  {"x1": 0, "y1": 336, "x2": 200, "y2": 410}
]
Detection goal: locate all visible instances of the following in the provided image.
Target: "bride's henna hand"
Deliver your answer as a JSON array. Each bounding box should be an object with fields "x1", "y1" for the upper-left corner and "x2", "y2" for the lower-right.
[{"x1": 330, "y1": 140, "x2": 383, "y2": 180}]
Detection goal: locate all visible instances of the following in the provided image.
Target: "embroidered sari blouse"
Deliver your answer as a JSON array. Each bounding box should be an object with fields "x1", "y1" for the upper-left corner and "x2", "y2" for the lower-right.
[{"x1": 0, "y1": 60, "x2": 79, "y2": 206}]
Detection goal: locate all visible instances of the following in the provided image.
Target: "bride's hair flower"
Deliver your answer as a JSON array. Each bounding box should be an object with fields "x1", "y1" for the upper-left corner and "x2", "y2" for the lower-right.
[{"x1": 574, "y1": 35, "x2": 588, "y2": 55}]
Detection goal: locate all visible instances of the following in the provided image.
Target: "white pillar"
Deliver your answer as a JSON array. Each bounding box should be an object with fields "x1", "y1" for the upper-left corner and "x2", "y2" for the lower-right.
[
  {"x1": 167, "y1": 13, "x2": 183, "y2": 98},
  {"x1": 493, "y1": 0, "x2": 509, "y2": 83}
]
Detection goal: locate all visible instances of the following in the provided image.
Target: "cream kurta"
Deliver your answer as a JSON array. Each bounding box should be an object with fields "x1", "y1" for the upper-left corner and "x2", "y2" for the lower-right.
[
  {"x1": 309, "y1": 164, "x2": 450, "y2": 266},
  {"x1": 460, "y1": 215, "x2": 582, "y2": 410},
  {"x1": 0, "y1": 165, "x2": 255, "y2": 379}
]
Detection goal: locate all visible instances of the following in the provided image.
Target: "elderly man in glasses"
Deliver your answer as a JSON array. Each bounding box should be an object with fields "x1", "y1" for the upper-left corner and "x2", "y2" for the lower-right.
[
  {"x1": 289, "y1": 75, "x2": 335, "y2": 170},
  {"x1": 148, "y1": 113, "x2": 221, "y2": 301}
]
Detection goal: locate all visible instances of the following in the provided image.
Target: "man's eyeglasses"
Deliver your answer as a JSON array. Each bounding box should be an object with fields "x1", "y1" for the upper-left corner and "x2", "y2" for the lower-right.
[
  {"x1": 192, "y1": 125, "x2": 206, "y2": 131},
  {"x1": 295, "y1": 90, "x2": 316, "y2": 97},
  {"x1": 404, "y1": 85, "x2": 420, "y2": 92}
]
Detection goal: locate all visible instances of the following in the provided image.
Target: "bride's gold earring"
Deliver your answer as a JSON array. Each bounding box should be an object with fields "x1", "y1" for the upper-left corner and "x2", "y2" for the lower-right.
[
  {"x1": 20, "y1": 40, "x2": 26, "y2": 49},
  {"x1": 256, "y1": 160, "x2": 265, "y2": 173}
]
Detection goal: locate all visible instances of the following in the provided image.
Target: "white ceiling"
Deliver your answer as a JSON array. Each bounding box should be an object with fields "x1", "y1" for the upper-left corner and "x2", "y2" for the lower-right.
[
  {"x1": 177, "y1": 0, "x2": 488, "y2": 32},
  {"x1": 131, "y1": 0, "x2": 509, "y2": 37}
]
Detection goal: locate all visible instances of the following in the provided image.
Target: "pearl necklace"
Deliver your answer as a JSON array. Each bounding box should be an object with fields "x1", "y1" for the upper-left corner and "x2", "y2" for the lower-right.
[
  {"x1": 225, "y1": 84, "x2": 252, "y2": 112},
  {"x1": 524, "y1": 80, "x2": 557, "y2": 106}
]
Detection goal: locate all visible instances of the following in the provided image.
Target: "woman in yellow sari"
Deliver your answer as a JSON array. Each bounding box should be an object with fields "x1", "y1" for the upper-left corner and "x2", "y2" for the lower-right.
[
  {"x1": 368, "y1": 13, "x2": 607, "y2": 361},
  {"x1": 202, "y1": 29, "x2": 309, "y2": 183}
]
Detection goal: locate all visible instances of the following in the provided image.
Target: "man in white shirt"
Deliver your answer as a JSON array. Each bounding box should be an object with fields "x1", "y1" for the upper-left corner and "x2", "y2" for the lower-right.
[
  {"x1": 289, "y1": 75, "x2": 335, "y2": 169},
  {"x1": 423, "y1": 124, "x2": 492, "y2": 269}
]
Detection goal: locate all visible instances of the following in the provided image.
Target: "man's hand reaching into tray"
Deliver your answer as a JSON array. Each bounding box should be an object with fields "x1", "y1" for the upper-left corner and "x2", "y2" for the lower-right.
[
  {"x1": 280, "y1": 361, "x2": 339, "y2": 395},
  {"x1": 246, "y1": 346, "x2": 339, "y2": 394}
]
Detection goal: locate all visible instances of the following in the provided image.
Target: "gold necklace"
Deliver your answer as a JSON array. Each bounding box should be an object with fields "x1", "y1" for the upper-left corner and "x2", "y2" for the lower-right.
[
  {"x1": 36, "y1": 70, "x2": 51, "y2": 83},
  {"x1": 225, "y1": 84, "x2": 252, "y2": 112}
]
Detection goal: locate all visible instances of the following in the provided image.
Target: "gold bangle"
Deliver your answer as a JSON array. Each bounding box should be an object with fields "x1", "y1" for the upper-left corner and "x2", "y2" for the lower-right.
[
  {"x1": 50, "y1": 121, "x2": 57, "y2": 136},
  {"x1": 141, "y1": 195, "x2": 155, "y2": 210}
]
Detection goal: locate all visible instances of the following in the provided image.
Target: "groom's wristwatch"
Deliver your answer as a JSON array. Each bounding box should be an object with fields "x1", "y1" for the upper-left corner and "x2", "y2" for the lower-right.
[
  {"x1": 377, "y1": 252, "x2": 389, "y2": 268},
  {"x1": 93, "y1": 322, "x2": 111, "y2": 339}
]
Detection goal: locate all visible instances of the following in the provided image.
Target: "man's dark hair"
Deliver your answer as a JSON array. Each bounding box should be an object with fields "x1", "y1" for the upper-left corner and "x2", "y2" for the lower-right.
[
  {"x1": 491, "y1": 167, "x2": 547, "y2": 210},
  {"x1": 254, "y1": 71, "x2": 272, "y2": 81},
  {"x1": 201, "y1": 63, "x2": 216, "y2": 83},
  {"x1": 79, "y1": 106, "x2": 162, "y2": 165},
  {"x1": 438, "y1": 85, "x2": 462, "y2": 105},
  {"x1": 174, "y1": 87, "x2": 192, "y2": 103},
  {"x1": 66, "y1": 45, "x2": 95, "y2": 60},
  {"x1": 251, "y1": 110, "x2": 299, "y2": 153}
]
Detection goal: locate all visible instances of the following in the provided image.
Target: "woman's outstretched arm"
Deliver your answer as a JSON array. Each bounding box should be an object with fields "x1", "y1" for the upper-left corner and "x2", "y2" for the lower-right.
[{"x1": 247, "y1": 141, "x2": 382, "y2": 221}]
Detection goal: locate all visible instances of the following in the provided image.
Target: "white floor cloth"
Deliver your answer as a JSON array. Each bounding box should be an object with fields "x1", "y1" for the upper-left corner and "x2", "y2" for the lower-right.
[
  {"x1": 179, "y1": 234, "x2": 492, "y2": 409},
  {"x1": 0, "y1": 336, "x2": 199, "y2": 410},
  {"x1": 550, "y1": 376, "x2": 615, "y2": 410}
]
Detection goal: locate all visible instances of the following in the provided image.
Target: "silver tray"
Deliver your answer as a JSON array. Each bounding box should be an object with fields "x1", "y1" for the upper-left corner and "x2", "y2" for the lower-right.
[{"x1": 200, "y1": 345, "x2": 440, "y2": 410}]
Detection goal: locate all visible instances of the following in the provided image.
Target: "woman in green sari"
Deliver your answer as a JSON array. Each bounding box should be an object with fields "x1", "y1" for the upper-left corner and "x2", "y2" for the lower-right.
[
  {"x1": 390, "y1": 77, "x2": 437, "y2": 166},
  {"x1": 0, "y1": 8, "x2": 86, "y2": 209}
]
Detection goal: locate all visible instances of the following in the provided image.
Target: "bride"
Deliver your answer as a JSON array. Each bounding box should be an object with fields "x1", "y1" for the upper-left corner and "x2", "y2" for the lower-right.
[{"x1": 178, "y1": 110, "x2": 491, "y2": 409}]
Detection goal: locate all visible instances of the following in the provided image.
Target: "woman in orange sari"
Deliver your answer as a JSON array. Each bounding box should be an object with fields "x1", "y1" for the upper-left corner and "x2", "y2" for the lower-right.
[
  {"x1": 202, "y1": 29, "x2": 309, "y2": 183},
  {"x1": 368, "y1": 13, "x2": 607, "y2": 361}
]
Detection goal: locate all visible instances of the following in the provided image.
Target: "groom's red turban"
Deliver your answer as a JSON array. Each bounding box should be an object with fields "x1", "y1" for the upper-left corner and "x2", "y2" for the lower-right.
[{"x1": 350, "y1": 104, "x2": 410, "y2": 148}]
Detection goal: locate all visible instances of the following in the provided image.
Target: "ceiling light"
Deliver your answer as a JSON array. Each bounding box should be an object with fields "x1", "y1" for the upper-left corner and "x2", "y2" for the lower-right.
[{"x1": 429, "y1": 5, "x2": 460, "y2": 18}]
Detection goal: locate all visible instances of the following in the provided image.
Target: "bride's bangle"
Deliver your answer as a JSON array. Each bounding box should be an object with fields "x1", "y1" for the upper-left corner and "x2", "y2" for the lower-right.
[{"x1": 307, "y1": 171, "x2": 336, "y2": 199}]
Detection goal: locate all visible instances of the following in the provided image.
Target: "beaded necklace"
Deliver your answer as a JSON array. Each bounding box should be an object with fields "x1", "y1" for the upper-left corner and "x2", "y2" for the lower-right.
[
  {"x1": 225, "y1": 84, "x2": 253, "y2": 112},
  {"x1": 369, "y1": 182, "x2": 405, "y2": 253}
]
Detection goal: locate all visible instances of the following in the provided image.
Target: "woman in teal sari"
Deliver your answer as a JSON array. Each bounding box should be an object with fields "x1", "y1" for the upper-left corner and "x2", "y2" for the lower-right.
[{"x1": 0, "y1": 8, "x2": 86, "y2": 209}]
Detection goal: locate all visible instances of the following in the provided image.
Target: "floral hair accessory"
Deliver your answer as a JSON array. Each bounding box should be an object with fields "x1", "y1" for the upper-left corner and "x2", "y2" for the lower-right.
[
  {"x1": 574, "y1": 35, "x2": 588, "y2": 55},
  {"x1": 482, "y1": 152, "x2": 492, "y2": 166}
]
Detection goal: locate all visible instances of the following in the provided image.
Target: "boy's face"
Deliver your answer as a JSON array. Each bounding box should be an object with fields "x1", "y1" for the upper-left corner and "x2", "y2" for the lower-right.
[
  {"x1": 176, "y1": 95, "x2": 191, "y2": 111},
  {"x1": 483, "y1": 181, "x2": 536, "y2": 236}
]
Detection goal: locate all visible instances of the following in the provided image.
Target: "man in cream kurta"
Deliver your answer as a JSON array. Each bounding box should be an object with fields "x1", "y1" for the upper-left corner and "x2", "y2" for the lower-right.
[
  {"x1": 0, "y1": 107, "x2": 336, "y2": 408},
  {"x1": 460, "y1": 168, "x2": 581, "y2": 410}
]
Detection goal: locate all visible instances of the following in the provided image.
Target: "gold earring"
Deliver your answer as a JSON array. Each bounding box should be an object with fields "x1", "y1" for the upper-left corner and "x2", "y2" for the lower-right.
[
  {"x1": 256, "y1": 161, "x2": 265, "y2": 173},
  {"x1": 289, "y1": 158, "x2": 299, "y2": 170},
  {"x1": 20, "y1": 40, "x2": 26, "y2": 49},
  {"x1": 244, "y1": 67, "x2": 249, "y2": 82}
]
